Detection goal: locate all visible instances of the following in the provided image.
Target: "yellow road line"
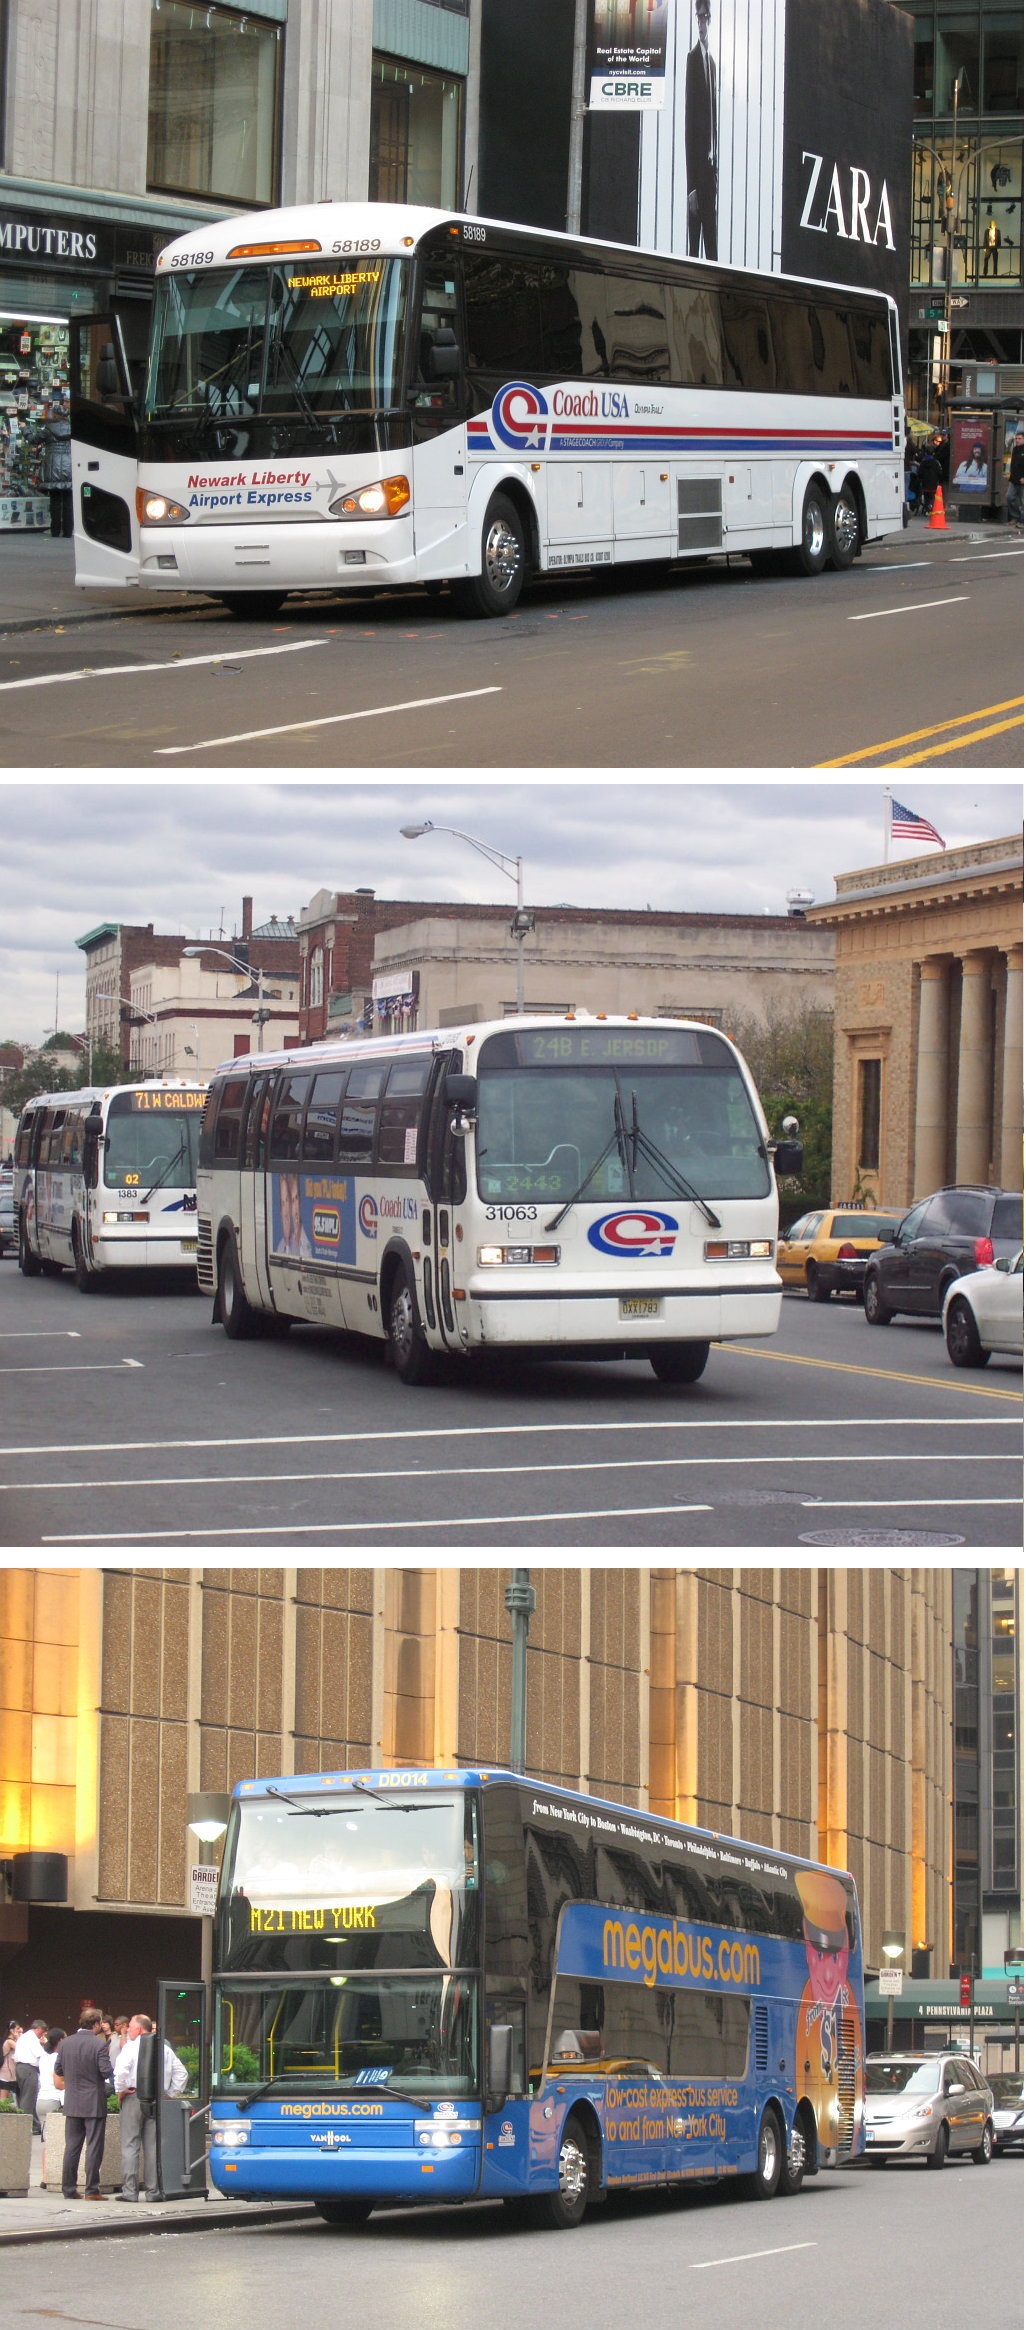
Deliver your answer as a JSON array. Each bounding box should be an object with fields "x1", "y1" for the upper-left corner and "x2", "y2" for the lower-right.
[
  {"x1": 818, "y1": 696, "x2": 1024, "y2": 767},
  {"x1": 889, "y1": 712, "x2": 1024, "y2": 766},
  {"x1": 726, "y1": 1344, "x2": 1024, "y2": 1400}
]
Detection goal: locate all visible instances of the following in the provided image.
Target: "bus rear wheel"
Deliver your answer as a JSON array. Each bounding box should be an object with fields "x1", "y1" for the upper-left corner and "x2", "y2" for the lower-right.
[
  {"x1": 793, "y1": 483, "x2": 829, "y2": 576},
  {"x1": 456, "y1": 494, "x2": 527, "y2": 617},
  {"x1": 650, "y1": 1341, "x2": 710, "y2": 1384},
  {"x1": 828, "y1": 485, "x2": 860, "y2": 570},
  {"x1": 315, "y1": 2199, "x2": 374, "y2": 2227},
  {"x1": 781, "y1": 2111, "x2": 812, "y2": 2195},
  {"x1": 217, "y1": 1231, "x2": 262, "y2": 1339},
  {"x1": 747, "y1": 2108, "x2": 783, "y2": 2198}
]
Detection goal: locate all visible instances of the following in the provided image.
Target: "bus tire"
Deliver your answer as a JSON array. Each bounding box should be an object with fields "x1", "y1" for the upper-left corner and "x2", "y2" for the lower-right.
[
  {"x1": 315, "y1": 2199, "x2": 374, "y2": 2227},
  {"x1": 537, "y1": 2114, "x2": 592, "y2": 2229},
  {"x1": 217, "y1": 591, "x2": 287, "y2": 619},
  {"x1": 386, "y1": 1260, "x2": 436, "y2": 1385},
  {"x1": 73, "y1": 1226, "x2": 98, "y2": 1292},
  {"x1": 650, "y1": 1340, "x2": 710, "y2": 1384},
  {"x1": 746, "y1": 2108, "x2": 783, "y2": 2198},
  {"x1": 456, "y1": 494, "x2": 526, "y2": 618},
  {"x1": 828, "y1": 485, "x2": 860, "y2": 570},
  {"x1": 793, "y1": 483, "x2": 829, "y2": 576},
  {"x1": 18, "y1": 1215, "x2": 42, "y2": 1276},
  {"x1": 780, "y1": 2108, "x2": 814, "y2": 2195},
  {"x1": 217, "y1": 1231, "x2": 261, "y2": 1340}
]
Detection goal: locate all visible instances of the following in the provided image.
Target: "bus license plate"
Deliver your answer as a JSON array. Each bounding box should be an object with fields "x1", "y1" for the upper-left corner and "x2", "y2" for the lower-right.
[
  {"x1": 619, "y1": 1295, "x2": 661, "y2": 1319},
  {"x1": 181, "y1": 1239, "x2": 198, "y2": 1253}
]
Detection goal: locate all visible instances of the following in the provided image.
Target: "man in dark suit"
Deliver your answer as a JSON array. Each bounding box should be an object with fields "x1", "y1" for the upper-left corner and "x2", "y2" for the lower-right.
[
  {"x1": 685, "y1": 0, "x2": 717, "y2": 259},
  {"x1": 54, "y1": 2009, "x2": 113, "y2": 2198}
]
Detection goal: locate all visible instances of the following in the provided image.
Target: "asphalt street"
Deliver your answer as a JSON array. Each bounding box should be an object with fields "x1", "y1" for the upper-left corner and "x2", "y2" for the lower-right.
[
  {"x1": 1, "y1": 1260, "x2": 1020, "y2": 1549},
  {"x1": 0, "y1": 520, "x2": 1022, "y2": 768},
  {"x1": 3, "y1": 2154, "x2": 1023, "y2": 2330}
]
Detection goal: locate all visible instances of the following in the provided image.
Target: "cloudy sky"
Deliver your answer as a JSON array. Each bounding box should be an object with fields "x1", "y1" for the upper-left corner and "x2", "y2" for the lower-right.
[{"x1": 1, "y1": 774, "x2": 1021, "y2": 1044}]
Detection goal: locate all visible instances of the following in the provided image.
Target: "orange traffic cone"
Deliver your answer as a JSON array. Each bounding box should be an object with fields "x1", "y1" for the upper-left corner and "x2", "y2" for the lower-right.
[{"x1": 928, "y1": 486, "x2": 948, "y2": 529}]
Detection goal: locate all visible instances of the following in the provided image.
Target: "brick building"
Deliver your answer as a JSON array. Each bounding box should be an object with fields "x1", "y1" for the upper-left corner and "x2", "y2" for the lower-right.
[
  {"x1": 807, "y1": 832, "x2": 1023, "y2": 1208},
  {"x1": 77, "y1": 900, "x2": 300, "y2": 1075},
  {"x1": 0, "y1": 1565, "x2": 953, "y2": 2034}
]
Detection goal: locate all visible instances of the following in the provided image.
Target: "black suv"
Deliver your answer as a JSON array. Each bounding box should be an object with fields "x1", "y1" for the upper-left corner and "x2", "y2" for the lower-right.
[{"x1": 863, "y1": 1185, "x2": 1023, "y2": 1324}]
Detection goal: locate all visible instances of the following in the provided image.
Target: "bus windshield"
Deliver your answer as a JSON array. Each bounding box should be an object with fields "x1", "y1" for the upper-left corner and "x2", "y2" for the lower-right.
[
  {"x1": 215, "y1": 1972, "x2": 479, "y2": 2100},
  {"x1": 104, "y1": 1096, "x2": 202, "y2": 1190},
  {"x1": 144, "y1": 257, "x2": 410, "y2": 434},
  {"x1": 476, "y1": 1027, "x2": 770, "y2": 1203}
]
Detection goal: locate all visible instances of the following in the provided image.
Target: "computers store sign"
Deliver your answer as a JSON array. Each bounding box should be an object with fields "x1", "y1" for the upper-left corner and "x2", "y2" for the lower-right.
[{"x1": 0, "y1": 208, "x2": 104, "y2": 265}]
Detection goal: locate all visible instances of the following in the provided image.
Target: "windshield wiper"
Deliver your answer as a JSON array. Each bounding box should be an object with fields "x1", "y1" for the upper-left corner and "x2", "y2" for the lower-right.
[
  {"x1": 238, "y1": 2076, "x2": 433, "y2": 2113},
  {"x1": 543, "y1": 1120, "x2": 627, "y2": 1234},
  {"x1": 263, "y1": 1784, "x2": 338, "y2": 1816},
  {"x1": 142, "y1": 1137, "x2": 188, "y2": 1206},
  {"x1": 627, "y1": 1094, "x2": 721, "y2": 1228}
]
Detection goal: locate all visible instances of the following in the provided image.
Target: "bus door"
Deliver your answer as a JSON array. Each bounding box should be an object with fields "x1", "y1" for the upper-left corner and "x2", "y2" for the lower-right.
[
  {"x1": 71, "y1": 309, "x2": 145, "y2": 587},
  {"x1": 241, "y1": 1070, "x2": 275, "y2": 1311},
  {"x1": 410, "y1": 259, "x2": 467, "y2": 571},
  {"x1": 421, "y1": 1053, "x2": 467, "y2": 1351},
  {"x1": 156, "y1": 1980, "x2": 209, "y2": 2196}
]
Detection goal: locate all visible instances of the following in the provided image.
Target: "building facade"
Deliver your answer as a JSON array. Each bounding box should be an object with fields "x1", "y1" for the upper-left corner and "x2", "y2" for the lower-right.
[
  {"x1": 0, "y1": 1564, "x2": 954, "y2": 2036},
  {"x1": 806, "y1": 832, "x2": 1023, "y2": 1209}
]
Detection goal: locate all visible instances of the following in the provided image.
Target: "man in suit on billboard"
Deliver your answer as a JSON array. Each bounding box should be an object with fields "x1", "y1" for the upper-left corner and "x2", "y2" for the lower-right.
[{"x1": 685, "y1": 0, "x2": 717, "y2": 259}]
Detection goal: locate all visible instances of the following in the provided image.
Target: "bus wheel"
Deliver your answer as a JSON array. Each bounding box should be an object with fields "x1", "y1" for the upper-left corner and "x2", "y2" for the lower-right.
[
  {"x1": 217, "y1": 1232, "x2": 261, "y2": 1340},
  {"x1": 540, "y1": 2116, "x2": 592, "y2": 2229},
  {"x1": 217, "y1": 591, "x2": 287, "y2": 619},
  {"x1": 457, "y1": 494, "x2": 526, "y2": 618},
  {"x1": 73, "y1": 1227, "x2": 98, "y2": 1293},
  {"x1": 650, "y1": 1340, "x2": 710, "y2": 1384},
  {"x1": 828, "y1": 486, "x2": 860, "y2": 570},
  {"x1": 781, "y1": 2111, "x2": 812, "y2": 2195},
  {"x1": 794, "y1": 484, "x2": 829, "y2": 576},
  {"x1": 386, "y1": 1262, "x2": 436, "y2": 1385},
  {"x1": 18, "y1": 1216, "x2": 42, "y2": 1277},
  {"x1": 315, "y1": 2199, "x2": 374, "y2": 2227},
  {"x1": 747, "y1": 2108, "x2": 783, "y2": 2198}
]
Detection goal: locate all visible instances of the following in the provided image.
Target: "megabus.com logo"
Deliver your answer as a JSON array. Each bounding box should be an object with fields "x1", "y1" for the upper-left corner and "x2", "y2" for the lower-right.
[{"x1": 602, "y1": 1913, "x2": 760, "y2": 1991}]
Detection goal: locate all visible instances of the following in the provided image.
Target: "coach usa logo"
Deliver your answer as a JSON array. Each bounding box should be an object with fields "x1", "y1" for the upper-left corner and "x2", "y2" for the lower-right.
[{"x1": 587, "y1": 1210, "x2": 678, "y2": 1258}]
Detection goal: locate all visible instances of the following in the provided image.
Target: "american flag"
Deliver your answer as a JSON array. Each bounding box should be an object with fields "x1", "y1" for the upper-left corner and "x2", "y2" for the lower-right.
[{"x1": 890, "y1": 797, "x2": 946, "y2": 848}]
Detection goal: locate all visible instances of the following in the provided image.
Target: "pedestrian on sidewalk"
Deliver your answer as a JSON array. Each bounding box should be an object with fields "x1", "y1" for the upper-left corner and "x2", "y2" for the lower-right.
[
  {"x1": 1007, "y1": 429, "x2": 1024, "y2": 532},
  {"x1": 53, "y1": 2008, "x2": 114, "y2": 2198},
  {"x1": 114, "y1": 2014, "x2": 189, "y2": 2201},
  {"x1": 109, "y1": 2015, "x2": 131, "y2": 2060},
  {"x1": 0, "y1": 2021, "x2": 21, "y2": 2096},
  {"x1": 41, "y1": 394, "x2": 73, "y2": 538},
  {"x1": 13, "y1": 2018, "x2": 48, "y2": 2133},
  {"x1": 36, "y1": 2028, "x2": 66, "y2": 2187}
]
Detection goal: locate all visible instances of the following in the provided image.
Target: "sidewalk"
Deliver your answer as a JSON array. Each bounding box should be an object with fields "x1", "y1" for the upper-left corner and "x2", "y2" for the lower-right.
[
  {"x1": 0, "y1": 2132, "x2": 314, "y2": 2245},
  {"x1": 0, "y1": 534, "x2": 192, "y2": 633}
]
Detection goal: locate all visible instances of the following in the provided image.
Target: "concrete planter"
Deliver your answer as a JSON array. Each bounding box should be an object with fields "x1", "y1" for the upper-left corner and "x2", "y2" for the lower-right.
[
  {"x1": 0, "y1": 2106, "x2": 33, "y2": 2196},
  {"x1": 44, "y1": 2107, "x2": 123, "y2": 2193}
]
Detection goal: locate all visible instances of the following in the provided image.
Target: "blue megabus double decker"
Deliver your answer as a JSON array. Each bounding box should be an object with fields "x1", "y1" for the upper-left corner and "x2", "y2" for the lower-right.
[{"x1": 208, "y1": 1767, "x2": 865, "y2": 2228}]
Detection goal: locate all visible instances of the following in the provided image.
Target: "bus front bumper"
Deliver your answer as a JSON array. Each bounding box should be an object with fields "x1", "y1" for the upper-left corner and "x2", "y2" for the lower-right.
[
  {"x1": 459, "y1": 1276, "x2": 783, "y2": 1349},
  {"x1": 209, "y1": 2142, "x2": 481, "y2": 2204},
  {"x1": 138, "y1": 515, "x2": 429, "y2": 595},
  {"x1": 94, "y1": 1233, "x2": 199, "y2": 1270}
]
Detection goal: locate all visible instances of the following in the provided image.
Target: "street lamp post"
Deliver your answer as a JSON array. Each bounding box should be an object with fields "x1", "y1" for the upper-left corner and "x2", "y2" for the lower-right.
[
  {"x1": 186, "y1": 1792, "x2": 230, "y2": 1997},
  {"x1": 400, "y1": 819, "x2": 534, "y2": 1014},
  {"x1": 504, "y1": 1570, "x2": 536, "y2": 1773},
  {"x1": 182, "y1": 945, "x2": 275, "y2": 1053}
]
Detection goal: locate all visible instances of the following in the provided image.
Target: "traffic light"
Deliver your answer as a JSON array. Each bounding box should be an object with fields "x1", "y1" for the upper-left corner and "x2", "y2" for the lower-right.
[{"x1": 959, "y1": 1972, "x2": 972, "y2": 2007}]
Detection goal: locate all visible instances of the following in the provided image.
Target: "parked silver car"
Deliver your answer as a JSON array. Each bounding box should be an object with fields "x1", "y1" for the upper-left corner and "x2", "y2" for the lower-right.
[
  {"x1": 863, "y1": 2052, "x2": 994, "y2": 2168},
  {"x1": 989, "y1": 2072, "x2": 1024, "y2": 2154}
]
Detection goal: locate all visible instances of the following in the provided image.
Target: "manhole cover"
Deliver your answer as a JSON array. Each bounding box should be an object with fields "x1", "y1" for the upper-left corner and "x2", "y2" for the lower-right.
[{"x1": 799, "y1": 1528, "x2": 966, "y2": 1547}]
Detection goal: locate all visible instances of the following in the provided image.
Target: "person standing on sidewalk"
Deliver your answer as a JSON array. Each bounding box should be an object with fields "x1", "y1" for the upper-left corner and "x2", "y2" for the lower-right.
[
  {"x1": 13, "y1": 2018, "x2": 48, "y2": 2132},
  {"x1": 1, "y1": 2020, "x2": 22, "y2": 2096},
  {"x1": 53, "y1": 2009, "x2": 114, "y2": 2198},
  {"x1": 36, "y1": 2027, "x2": 66, "y2": 2188},
  {"x1": 114, "y1": 2013, "x2": 189, "y2": 2201}
]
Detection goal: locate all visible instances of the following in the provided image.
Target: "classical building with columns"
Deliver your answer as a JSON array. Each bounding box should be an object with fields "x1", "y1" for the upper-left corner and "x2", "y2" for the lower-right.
[
  {"x1": 807, "y1": 833, "x2": 1023, "y2": 1207},
  {"x1": 1, "y1": 1566, "x2": 953, "y2": 2033}
]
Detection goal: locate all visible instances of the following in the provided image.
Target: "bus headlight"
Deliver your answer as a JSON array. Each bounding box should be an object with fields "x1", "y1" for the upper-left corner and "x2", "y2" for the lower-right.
[
  {"x1": 212, "y1": 2123, "x2": 250, "y2": 2145},
  {"x1": 329, "y1": 475, "x2": 411, "y2": 519},
  {"x1": 136, "y1": 490, "x2": 190, "y2": 524},
  {"x1": 477, "y1": 1245, "x2": 560, "y2": 1266}
]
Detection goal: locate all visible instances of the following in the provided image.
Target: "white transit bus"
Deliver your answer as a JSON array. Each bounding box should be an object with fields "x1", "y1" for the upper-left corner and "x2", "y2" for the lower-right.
[
  {"x1": 15, "y1": 1079, "x2": 207, "y2": 1289},
  {"x1": 196, "y1": 1014, "x2": 803, "y2": 1384},
  {"x1": 71, "y1": 201, "x2": 904, "y2": 617}
]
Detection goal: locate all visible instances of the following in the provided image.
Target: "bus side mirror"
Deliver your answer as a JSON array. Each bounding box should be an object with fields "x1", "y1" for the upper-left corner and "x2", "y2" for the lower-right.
[
  {"x1": 773, "y1": 1141, "x2": 804, "y2": 1177},
  {"x1": 485, "y1": 2023, "x2": 513, "y2": 2111},
  {"x1": 445, "y1": 1072, "x2": 477, "y2": 1136},
  {"x1": 83, "y1": 1105, "x2": 104, "y2": 1188}
]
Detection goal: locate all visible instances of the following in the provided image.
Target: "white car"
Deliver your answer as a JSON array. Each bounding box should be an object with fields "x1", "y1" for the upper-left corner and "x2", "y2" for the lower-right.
[{"x1": 943, "y1": 1249, "x2": 1024, "y2": 1368}]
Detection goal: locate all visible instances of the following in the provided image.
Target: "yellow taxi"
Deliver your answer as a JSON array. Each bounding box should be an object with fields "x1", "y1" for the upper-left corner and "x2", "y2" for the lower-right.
[{"x1": 776, "y1": 1206, "x2": 905, "y2": 1302}]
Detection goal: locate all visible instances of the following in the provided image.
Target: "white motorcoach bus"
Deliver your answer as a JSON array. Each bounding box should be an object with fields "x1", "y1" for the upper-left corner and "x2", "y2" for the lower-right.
[
  {"x1": 196, "y1": 1015, "x2": 802, "y2": 1384},
  {"x1": 15, "y1": 1079, "x2": 207, "y2": 1289},
  {"x1": 71, "y1": 201, "x2": 904, "y2": 617}
]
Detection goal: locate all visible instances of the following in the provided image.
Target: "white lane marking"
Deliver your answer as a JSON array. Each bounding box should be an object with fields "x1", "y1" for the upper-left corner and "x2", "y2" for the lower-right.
[
  {"x1": 5, "y1": 1449, "x2": 1004, "y2": 1496},
  {"x1": 0, "y1": 1360, "x2": 144, "y2": 1376},
  {"x1": 6, "y1": 1415, "x2": 1015, "y2": 1460},
  {"x1": 869, "y1": 561, "x2": 932, "y2": 571},
  {"x1": 803, "y1": 1496, "x2": 1020, "y2": 1509},
  {"x1": 0, "y1": 639, "x2": 326, "y2": 692},
  {"x1": 154, "y1": 684, "x2": 503, "y2": 757},
  {"x1": 692, "y1": 2243, "x2": 816, "y2": 2270},
  {"x1": 849, "y1": 596, "x2": 969, "y2": 622},
  {"x1": 43, "y1": 1503, "x2": 715, "y2": 1544},
  {"x1": 947, "y1": 548, "x2": 1025, "y2": 562},
  {"x1": 0, "y1": 1331, "x2": 82, "y2": 1340}
]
